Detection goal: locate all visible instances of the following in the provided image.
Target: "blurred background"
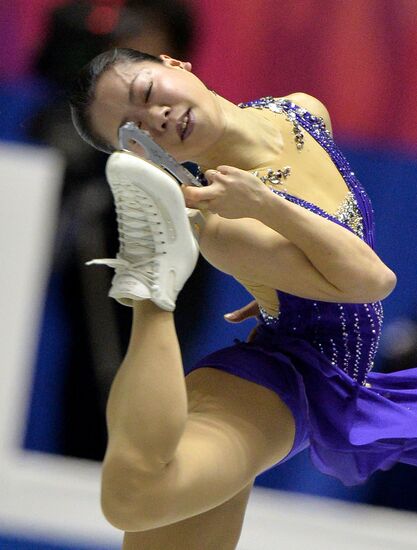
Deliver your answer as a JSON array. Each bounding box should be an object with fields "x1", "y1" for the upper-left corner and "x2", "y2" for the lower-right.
[{"x1": 1, "y1": 0, "x2": 417, "y2": 548}]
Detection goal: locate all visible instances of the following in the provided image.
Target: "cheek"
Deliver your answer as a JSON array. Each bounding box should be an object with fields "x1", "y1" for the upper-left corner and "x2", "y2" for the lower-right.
[
  {"x1": 127, "y1": 140, "x2": 148, "y2": 158},
  {"x1": 90, "y1": 104, "x2": 121, "y2": 149}
]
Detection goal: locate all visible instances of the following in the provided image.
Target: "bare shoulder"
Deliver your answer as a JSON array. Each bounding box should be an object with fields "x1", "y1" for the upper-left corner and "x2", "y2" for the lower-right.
[{"x1": 283, "y1": 92, "x2": 333, "y2": 135}]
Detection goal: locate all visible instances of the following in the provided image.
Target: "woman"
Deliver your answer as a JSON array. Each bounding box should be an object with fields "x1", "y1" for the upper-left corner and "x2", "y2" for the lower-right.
[{"x1": 70, "y1": 48, "x2": 417, "y2": 549}]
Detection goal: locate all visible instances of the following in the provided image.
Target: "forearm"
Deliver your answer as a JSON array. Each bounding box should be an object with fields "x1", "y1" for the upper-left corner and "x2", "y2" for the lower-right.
[
  {"x1": 256, "y1": 190, "x2": 396, "y2": 302},
  {"x1": 105, "y1": 301, "x2": 188, "y2": 470}
]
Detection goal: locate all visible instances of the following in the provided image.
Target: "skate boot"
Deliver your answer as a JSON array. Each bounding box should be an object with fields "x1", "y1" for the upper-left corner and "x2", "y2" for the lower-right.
[{"x1": 86, "y1": 151, "x2": 199, "y2": 311}]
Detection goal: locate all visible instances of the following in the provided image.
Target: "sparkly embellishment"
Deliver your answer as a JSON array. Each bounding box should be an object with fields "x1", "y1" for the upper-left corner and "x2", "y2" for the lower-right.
[
  {"x1": 334, "y1": 192, "x2": 364, "y2": 239},
  {"x1": 239, "y1": 97, "x2": 382, "y2": 387},
  {"x1": 329, "y1": 337, "x2": 338, "y2": 368},
  {"x1": 259, "y1": 305, "x2": 281, "y2": 325},
  {"x1": 339, "y1": 304, "x2": 352, "y2": 375},
  {"x1": 252, "y1": 166, "x2": 291, "y2": 186},
  {"x1": 352, "y1": 311, "x2": 363, "y2": 379},
  {"x1": 240, "y1": 96, "x2": 368, "y2": 245},
  {"x1": 242, "y1": 96, "x2": 304, "y2": 189},
  {"x1": 239, "y1": 96, "x2": 305, "y2": 151}
]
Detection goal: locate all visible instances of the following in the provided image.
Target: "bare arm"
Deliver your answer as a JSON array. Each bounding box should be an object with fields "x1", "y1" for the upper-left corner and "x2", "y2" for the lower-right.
[
  {"x1": 183, "y1": 87, "x2": 394, "y2": 304},
  {"x1": 186, "y1": 170, "x2": 397, "y2": 304},
  {"x1": 253, "y1": 189, "x2": 396, "y2": 302},
  {"x1": 199, "y1": 212, "x2": 394, "y2": 304}
]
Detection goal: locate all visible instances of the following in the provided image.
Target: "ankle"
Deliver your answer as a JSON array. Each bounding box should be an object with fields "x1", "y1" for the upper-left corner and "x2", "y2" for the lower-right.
[{"x1": 133, "y1": 299, "x2": 173, "y2": 318}]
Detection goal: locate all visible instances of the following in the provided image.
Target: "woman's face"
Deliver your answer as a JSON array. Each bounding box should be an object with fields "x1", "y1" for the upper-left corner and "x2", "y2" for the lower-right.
[{"x1": 89, "y1": 56, "x2": 224, "y2": 162}]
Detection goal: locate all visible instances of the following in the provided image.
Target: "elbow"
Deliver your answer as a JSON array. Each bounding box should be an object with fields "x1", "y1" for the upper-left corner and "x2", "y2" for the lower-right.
[
  {"x1": 355, "y1": 267, "x2": 397, "y2": 303},
  {"x1": 339, "y1": 267, "x2": 397, "y2": 304},
  {"x1": 377, "y1": 267, "x2": 397, "y2": 300}
]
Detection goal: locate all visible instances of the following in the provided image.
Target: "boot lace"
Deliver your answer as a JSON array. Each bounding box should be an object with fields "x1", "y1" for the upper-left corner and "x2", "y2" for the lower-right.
[{"x1": 86, "y1": 180, "x2": 166, "y2": 289}]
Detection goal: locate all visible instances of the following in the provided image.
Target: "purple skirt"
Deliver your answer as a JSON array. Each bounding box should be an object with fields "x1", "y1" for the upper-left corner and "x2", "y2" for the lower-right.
[{"x1": 186, "y1": 332, "x2": 417, "y2": 486}]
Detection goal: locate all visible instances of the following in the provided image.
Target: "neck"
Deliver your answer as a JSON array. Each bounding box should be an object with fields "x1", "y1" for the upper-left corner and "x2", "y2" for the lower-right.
[{"x1": 191, "y1": 96, "x2": 283, "y2": 172}]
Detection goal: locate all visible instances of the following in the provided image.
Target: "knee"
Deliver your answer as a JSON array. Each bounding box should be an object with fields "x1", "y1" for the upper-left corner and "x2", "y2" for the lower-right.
[
  {"x1": 101, "y1": 452, "x2": 166, "y2": 532},
  {"x1": 101, "y1": 454, "x2": 136, "y2": 531}
]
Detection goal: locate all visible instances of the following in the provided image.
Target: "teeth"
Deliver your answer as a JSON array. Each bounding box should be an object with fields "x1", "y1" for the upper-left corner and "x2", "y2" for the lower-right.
[
  {"x1": 179, "y1": 113, "x2": 189, "y2": 138},
  {"x1": 182, "y1": 115, "x2": 189, "y2": 131}
]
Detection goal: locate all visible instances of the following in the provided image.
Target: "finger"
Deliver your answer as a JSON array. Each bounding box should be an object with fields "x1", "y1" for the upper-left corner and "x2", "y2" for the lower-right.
[
  {"x1": 224, "y1": 300, "x2": 259, "y2": 322},
  {"x1": 204, "y1": 168, "x2": 227, "y2": 184},
  {"x1": 216, "y1": 165, "x2": 241, "y2": 175},
  {"x1": 237, "y1": 300, "x2": 260, "y2": 318},
  {"x1": 183, "y1": 184, "x2": 219, "y2": 203},
  {"x1": 204, "y1": 168, "x2": 220, "y2": 181},
  {"x1": 215, "y1": 165, "x2": 233, "y2": 174}
]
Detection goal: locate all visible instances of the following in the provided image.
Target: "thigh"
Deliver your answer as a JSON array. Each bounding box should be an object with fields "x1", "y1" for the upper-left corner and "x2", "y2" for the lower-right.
[
  {"x1": 122, "y1": 480, "x2": 254, "y2": 550},
  {"x1": 185, "y1": 367, "x2": 296, "y2": 474},
  {"x1": 103, "y1": 367, "x2": 295, "y2": 532}
]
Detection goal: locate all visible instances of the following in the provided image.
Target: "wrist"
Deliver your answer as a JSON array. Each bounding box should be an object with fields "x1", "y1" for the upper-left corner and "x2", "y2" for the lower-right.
[{"x1": 255, "y1": 186, "x2": 282, "y2": 224}]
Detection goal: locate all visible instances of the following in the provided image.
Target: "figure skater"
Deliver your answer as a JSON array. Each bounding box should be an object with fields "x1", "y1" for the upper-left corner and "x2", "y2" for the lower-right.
[{"x1": 69, "y1": 48, "x2": 417, "y2": 549}]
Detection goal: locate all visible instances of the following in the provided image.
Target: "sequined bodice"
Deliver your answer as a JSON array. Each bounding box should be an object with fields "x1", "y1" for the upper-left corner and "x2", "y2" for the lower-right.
[{"x1": 239, "y1": 97, "x2": 383, "y2": 386}]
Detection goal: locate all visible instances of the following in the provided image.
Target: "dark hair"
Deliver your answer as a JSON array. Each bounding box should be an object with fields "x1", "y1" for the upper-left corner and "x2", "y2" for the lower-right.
[{"x1": 69, "y1": 48, "x2": 162, "y2": 153}]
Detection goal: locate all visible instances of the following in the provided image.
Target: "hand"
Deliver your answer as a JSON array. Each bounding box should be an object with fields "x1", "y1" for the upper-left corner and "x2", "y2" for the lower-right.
[
  {"x1": 224, "y1": 300, "x2": 260, "y2": 322},
  {"x1": 224, "y1": 300, "x2": 260, "y2": 343},
  {"x1": 181, "y1": 166, "x2": 268, "y2": 219}
]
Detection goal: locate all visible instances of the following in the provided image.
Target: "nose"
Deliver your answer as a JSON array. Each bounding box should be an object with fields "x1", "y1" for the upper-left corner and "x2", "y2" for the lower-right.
[{"x1": 147, "y1": 105, "x2": 171, "y2": 133}]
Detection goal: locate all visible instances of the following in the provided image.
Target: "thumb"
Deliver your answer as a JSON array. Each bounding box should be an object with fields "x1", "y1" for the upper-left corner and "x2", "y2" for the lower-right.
[{"x1": 224, "y1": 300, "x2": 259, "y2": 323}]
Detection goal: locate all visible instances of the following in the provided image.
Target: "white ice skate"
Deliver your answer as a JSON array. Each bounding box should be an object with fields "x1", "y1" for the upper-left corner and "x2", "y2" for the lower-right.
[{"x1": 86, "y1": 151, "x2": 199, "y2": 311}]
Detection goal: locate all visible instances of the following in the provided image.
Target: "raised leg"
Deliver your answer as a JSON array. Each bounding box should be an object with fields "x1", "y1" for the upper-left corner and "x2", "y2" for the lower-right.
[
  {"x1": 102, "y1": 360, "x2": 295, "y2": 532},
  {"x1": 104, "y1": 300, "x2": 188, "y2": 470},
  {"x1": 122, "y1": 480, "x2": 254, "y2": 550},
  {"x1": 99, "y1": 210, "x2": 296, "y2": 535}
]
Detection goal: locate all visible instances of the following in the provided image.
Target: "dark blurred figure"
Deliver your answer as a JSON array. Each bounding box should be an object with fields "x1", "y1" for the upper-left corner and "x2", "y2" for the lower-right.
[
  {"x1": 378, "y1": 318, "x2": 417, "y2": 374},
  {"x1": 112, "y1": 0, "x2": 193, "y2": 58},
  {"x1": 32, "y1": 0, "x2": 195, "y2": 187},
  {"x1": 26, "y1": 0, "x2": 208, "y2": 462}
]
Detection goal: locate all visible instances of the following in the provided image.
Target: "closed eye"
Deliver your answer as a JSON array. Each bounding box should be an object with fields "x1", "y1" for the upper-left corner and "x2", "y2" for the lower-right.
[
  {"x1": 145, "y1": 81, "x2": 153, "y2": 103},
  {"x1": 128, "y1": 73, "x2": 140, "y2": 104}
]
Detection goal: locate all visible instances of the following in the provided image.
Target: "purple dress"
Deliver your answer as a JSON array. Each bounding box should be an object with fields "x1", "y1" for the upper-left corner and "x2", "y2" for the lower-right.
[{"x1": 185, "y1": 97, "x2": 417, "y2": 486}]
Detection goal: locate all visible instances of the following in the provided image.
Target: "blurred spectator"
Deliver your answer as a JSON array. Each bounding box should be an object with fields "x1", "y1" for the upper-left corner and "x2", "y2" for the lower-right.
[
  {"x1": 26, "y1": 0, "x2": 205, "y2": 462},
  {"x1": 31, "y1": 0, "x2": 195, "y2": 185},
  {"x1": 379, "y1": 318, "x2": 417, "y2": 373},
  {"x1": 112, "y1": 0, "x2": 193, "y2": 59}
]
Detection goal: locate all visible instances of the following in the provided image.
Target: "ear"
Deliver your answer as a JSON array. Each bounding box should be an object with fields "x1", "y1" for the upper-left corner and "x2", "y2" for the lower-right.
[{"x1": 159, "y1": 54, "x2": 192, "y2": 72}]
